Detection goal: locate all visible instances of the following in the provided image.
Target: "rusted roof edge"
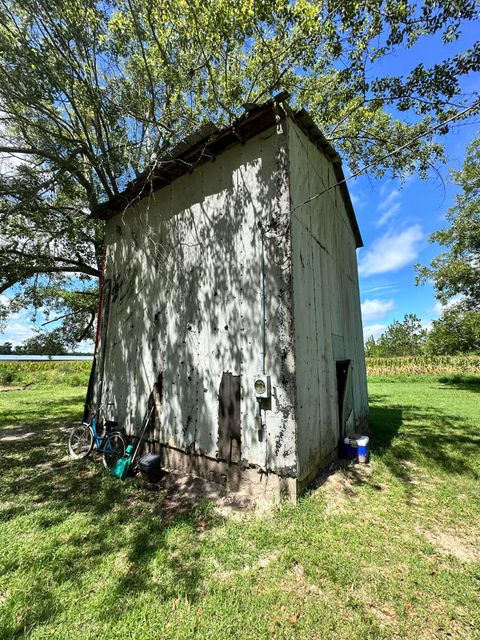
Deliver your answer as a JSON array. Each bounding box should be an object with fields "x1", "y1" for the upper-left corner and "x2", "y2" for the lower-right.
[
  {"x1": 92, "y1": 94, "x2": 363, "y2": 248},
  {"x1": 92, "y1": 96, "x2": 282, "y2": 220}
]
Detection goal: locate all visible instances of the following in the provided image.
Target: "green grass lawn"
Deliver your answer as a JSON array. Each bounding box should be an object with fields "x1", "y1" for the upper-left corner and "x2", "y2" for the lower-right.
[{"x1": 0, "y1": 378, "x2": 479, "y2": 639}]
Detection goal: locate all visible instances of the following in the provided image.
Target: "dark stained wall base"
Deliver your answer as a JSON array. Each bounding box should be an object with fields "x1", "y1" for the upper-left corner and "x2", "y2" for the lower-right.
[
  {"x1": 155, "y1": 409, "x2": 370, "y2": 505},
  {"x1": 158, "y1": 445, "x2": 297, "y2": 505},
  {"x1": 296, "y1": 446, "x2": 339, "y2": 495}
]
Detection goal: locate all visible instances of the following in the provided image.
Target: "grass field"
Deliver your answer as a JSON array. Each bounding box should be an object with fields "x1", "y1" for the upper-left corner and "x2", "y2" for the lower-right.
[{"x1": 0, "y1": 377, "x2": 479, "y2": 639}]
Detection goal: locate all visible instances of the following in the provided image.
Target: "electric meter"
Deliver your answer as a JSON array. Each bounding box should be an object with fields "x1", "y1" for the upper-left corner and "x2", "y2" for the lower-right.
[{"x1": 253, "y1": 374, "x2": 271, "y2": 398}]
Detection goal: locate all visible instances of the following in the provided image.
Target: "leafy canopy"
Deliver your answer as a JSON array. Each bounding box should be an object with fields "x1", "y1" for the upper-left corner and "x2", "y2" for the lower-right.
[
  {"x1": 416, "y1": 135, "x2": 480, "y2": 310},
  {"x1": 416, "y1": 134, "x2": 480, "y2": 356},
  {"x1": 1, "y1": 0, "x2": 479, "y2": 344},
  {"x1": 365, "y1": 313, "x2": 427, "y2": 356},
  {"x1": 425, "y1": 304, "x2": 480, "y2": 354}
]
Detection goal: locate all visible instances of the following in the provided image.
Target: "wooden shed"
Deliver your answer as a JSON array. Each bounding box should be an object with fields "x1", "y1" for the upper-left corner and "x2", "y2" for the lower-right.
[{"x1": 91, "y1": 95, "x2": 368, "y2": 503}]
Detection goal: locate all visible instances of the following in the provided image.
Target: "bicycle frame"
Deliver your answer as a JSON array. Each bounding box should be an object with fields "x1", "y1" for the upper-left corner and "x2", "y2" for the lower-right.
[{"x1": 87, "y1": 414, "x2": 118, "y2": 454}]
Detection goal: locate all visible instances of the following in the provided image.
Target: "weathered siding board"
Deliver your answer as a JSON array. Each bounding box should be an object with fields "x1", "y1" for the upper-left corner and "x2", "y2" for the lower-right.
[
  {"x1": 288, "y1": 120, "x2": 368, "y2": 484},
  {"x1": 101, "y1": 124, "x2": 297, "y2": 474},
  {"x1": 217, "y1": 372, "x2": 241, "y2": 462}
]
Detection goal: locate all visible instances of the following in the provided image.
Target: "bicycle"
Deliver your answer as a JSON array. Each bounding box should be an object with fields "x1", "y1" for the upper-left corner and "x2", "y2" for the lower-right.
[{"x1": 68, "y1": 409, "x2": 126, "y2": 469}]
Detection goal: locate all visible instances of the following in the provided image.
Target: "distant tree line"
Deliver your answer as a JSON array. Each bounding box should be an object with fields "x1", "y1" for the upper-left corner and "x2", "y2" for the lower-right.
[
  {"x1": 0, "y1": 330, "x2": 92, "y2": 356},
  {"x1": 365, "y1": 311, "x2": 480, "y2": 357}
]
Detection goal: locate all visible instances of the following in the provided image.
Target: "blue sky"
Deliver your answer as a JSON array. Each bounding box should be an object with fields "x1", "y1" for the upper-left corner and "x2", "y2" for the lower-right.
[
  {"x1": 354, "y1": 160, "x2": 465, "y2": 340},
  {"x1": 1, "y1": 20, "x2": 479, "y2": 350},
  {"x1": 352, "y1": 20, "x2": 479, "y2": 340}
]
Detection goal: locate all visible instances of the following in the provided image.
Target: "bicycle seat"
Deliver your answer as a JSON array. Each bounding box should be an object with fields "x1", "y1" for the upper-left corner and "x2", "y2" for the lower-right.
[{"x1": 104, "y1": 420, "x2": 119, "y2": 431}]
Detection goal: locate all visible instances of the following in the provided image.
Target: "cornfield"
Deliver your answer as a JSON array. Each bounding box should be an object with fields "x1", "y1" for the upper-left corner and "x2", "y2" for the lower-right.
[
  {"x1": 366, "y1": 355, "x2": 480, "y2": 377},
  {"x1": 0, "y1": 361, "x2": 91, "y2": 387},
  {"x1": 1, "y1": 357, "x2": 479, "y2": 387}
]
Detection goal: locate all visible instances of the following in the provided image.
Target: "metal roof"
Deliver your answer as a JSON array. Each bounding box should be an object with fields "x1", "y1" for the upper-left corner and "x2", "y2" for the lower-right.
[{"x1": 92, "y1": 93, "x2": 363, "y2": 248}]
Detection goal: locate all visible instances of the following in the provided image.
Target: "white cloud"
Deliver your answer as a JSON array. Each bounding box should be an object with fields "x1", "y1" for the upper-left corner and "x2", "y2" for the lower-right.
[
  {"x1": 350, "y1": 192, "x2": 361, "y2": 209},
  {"x1": 379, "y1": 183, "x2": 389, "y2": 197},
  {"x1": 376, "y1": 188, "x2": 401, "y2": 227},
  {"x1": 430, "y1": 301, "x2": 443, "y2": 317},
  {"x1": 378, "y1": 188, "x2": 400, "y2": 210},
  {"x1": 0, "y1": 153, "x2": 23, "y2": 176},
  {"x1": 349, "y1": 185, "x2": 365, "y2": 211},
  {"x1": 0, "y1": 321, "x2": 36, "y2": 346},
  {"x1": 0, "y1": 304, "x2": 40, "y2": 346},
  {"x1": 362, "y1": 283, "x2": 399, "y2": 295},
  {"x1": 422, "y1": 320, "x2": 434, "y2": 333},
  {"x1": 363, "y1": 323, "x2": 387, "y2": 339},
  {"x1": 377, "y1": 202, "x2": 402, "y2": 227},
  {"x1": 358, "y1": 225, "x2": 424, "y2": 277},
  {"x1": 75, "y1": 340, "x2": 94, "y2": 354},
  {"x1": 361, "y1": 298, "x2": 395, "y2": 321}
]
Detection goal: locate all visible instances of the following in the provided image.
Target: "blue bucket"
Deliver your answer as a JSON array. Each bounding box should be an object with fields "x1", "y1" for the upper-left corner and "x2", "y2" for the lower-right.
[{"x1": 343, "y1": 434, "x2": 369, "y2": 463}]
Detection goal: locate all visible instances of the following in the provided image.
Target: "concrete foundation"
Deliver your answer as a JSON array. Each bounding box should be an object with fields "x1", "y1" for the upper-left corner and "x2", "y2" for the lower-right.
[{"x1": 158, "y1": 445, "x2": 297, "y2": 505}]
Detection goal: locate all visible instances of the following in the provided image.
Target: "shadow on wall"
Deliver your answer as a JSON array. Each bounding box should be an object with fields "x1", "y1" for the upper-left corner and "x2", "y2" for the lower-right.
[{"x1": 99, "y1": 132, "x2": 295, "y2": 474}]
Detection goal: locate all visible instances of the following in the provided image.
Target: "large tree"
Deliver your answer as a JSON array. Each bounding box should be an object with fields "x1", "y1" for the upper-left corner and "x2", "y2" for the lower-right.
[
  {"x1": 1, "y1": 0, "x2": 479, "y2": 344},
  {"x1": 416, "y1": 135, "x2": 480, "y2": 310},
  {"x1": 416, "y1": 134, "x2": 479, "y2": 354},
  {"x1": 14, "y1": 328, "x2": 68, "y2": 356}
]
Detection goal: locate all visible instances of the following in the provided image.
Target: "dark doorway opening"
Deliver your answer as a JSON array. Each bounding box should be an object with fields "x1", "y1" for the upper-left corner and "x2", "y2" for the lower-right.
[{"x1": 336, "y1": 360, "x2": 350, "y2": 438}]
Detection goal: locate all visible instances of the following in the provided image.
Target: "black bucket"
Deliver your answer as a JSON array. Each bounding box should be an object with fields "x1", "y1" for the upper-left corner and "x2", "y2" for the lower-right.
[{"x1": 137, "y1": 453, "x2": 163, "y2": 482}]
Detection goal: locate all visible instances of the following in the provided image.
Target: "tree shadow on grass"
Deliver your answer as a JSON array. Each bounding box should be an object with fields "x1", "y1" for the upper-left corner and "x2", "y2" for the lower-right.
[
  {"x1": 0, "y1": 582, "x2": 58, "y2": 640},
  {"x1": 0, "y1": 393, "x2": 82, "y2": 429},
  {"x1": 97, "y1": 510, "x2": 206, "y2": 623},
  {"x1": 368, "y1": 393, "x2": 480, "y2": 500},
  {"x1": 437, "y1": 374, "x2": 480, "y2": 394},
  {"x1": 0, "y1": 394, "x2": 224, "y2": 638}
]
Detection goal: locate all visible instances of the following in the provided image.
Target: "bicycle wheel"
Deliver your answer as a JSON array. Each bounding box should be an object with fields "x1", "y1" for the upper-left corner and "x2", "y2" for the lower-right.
[
  {"x1": 68, "y1": 424, "x2": 94, "y2": 459},
  {"x1": 102, "y1": 431, "x2": 126, "y2": 469}
]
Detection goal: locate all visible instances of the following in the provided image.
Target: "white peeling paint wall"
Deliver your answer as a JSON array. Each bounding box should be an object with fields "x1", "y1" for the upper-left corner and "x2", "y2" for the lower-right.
[
  {"x1": 288, "y1": 120, "x2": 368, "y2": 484},
  {"x1": 99, "y1": 123, "x2": 297, "y2": 475}
]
